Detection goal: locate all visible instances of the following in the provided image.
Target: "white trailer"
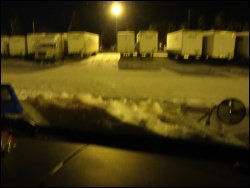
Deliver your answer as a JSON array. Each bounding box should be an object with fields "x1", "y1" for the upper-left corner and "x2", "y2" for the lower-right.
[
  {"x1": 34, "y1": 33, "x2": 63, "y2": 61},
  {"x1": 235, "y1": 31, "x2": 249, "y2": 60},
  {"x1": 9, "y1": 35, "x2": 26, "y2": 57},
  {"x1": 84, "y1": 32, "x2": 99, "y2": 56},
  {"x1": 67, "y1": 32, "x2": 84, "y2": 56},
  {"x1": 26, "y1": 33, "x2": 46, "y2": 56},
  {"x1": 136, "y1": 31, "x2": 158, "y2": 57},
  {"x1": 1, "y1": 35, "x2": 9, "y2": 56},
  {"x1": 166, "y1": 30, "x2": 203, "y2": 59},
  {"x1": 67, "y1": 31, "x2": 99, "y2": 57},
  {"x1": 117, "y1": 31, "x2": 135, "y2": 57},
  {"x1": 202, "y1": 30, "x2": 236, "y2": 60}
]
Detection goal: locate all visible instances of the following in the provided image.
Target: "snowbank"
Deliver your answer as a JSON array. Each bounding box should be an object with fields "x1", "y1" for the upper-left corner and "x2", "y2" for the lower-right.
[{"x1": 15, "y1": 88, "x2": 248, "y2": 149}]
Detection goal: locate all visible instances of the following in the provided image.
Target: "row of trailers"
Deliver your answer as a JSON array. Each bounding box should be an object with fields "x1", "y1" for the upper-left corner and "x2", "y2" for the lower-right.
[
  {"x1": 1, "y1": 31, "x2": 99, "y2": 61},
  {"x1": 117, "y1": 30, "x2": 249, "y2": 60}
]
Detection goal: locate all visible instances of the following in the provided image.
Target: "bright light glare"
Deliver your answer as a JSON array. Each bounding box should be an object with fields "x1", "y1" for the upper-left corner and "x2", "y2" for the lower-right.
[{"x1": 112, "y1": 3, "x2": 122, "y2": 16}]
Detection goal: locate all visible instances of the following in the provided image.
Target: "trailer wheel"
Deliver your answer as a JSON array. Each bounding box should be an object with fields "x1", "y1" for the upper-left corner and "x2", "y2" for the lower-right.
[
  {"x1": 80, "y1": 52, "x2": 84, "y2": 58},
  {"x1": 50, "y1": 57, "x2": 56, "y2": 63},
  {"x1": 228, "y1": 56, "x2": 233, "y2": 61},
  {"x1": 175, "y1": 55, "x2": 179, "y2": 60}
]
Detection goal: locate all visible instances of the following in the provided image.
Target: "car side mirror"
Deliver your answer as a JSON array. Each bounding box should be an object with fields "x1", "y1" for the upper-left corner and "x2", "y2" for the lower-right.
[{"x1": 217, "y1": 98, "x2": 246, "y2": 125}]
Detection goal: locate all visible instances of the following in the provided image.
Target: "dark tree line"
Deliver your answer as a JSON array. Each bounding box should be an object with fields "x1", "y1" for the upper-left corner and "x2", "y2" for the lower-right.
[{"x1": 3, "y1": 9, "x2": 249, "y2": 49}]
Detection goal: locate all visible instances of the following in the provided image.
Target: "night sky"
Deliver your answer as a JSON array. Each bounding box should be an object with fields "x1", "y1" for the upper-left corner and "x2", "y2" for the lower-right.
[{"x1": 1, "y1": 1, "x2": 249, "y2": 41}]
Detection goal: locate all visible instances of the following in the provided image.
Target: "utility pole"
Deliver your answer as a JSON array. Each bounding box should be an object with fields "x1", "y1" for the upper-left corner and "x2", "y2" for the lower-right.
[
  {"x1": 187, "y1": 9, "x2": 191, "y2": 29},
  {"x1": 10, "y1": 21, "x2": 14, "y2": 35},
  {"x1": 114, "y1": 15, "x2": 118, "y2": 50},
  {"x1": 68, "y1": 10, "x2": 76, "y2": 31},
  {"x1": 32, "y1": 20, "x2": 35, "y2": 33},
  {"x1": 115, "y1": 15, "x2": 117, "y2": 37}
]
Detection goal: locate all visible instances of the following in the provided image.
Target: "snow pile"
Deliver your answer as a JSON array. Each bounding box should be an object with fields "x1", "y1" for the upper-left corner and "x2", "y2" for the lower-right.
[
  {"x1": 16, "y1": 88, "x2": 57, "y2": 100},
  {"x1": 79, "y1": 53, "x2": 120, "y2": 68},
  {"x1": 106, "y1": 99, "x2": 163, "y2": 126},
  {"x1": 15, "y1": 88, "x2": 248, "y2": 148}
]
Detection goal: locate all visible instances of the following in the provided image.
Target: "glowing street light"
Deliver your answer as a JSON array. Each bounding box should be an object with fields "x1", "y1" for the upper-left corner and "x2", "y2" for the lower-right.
[
  {"x1": 111, "y1": 2, "x2": 122, "y2": 49},
  {"x1": 112, "y1": 3, "x2": 122, "y2": 16}
]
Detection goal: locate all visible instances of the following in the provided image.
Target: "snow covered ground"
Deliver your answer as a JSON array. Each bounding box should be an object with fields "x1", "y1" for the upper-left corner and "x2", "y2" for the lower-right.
[{"x1": 1, "y1": 53, "x2": 249, "y2": 108}]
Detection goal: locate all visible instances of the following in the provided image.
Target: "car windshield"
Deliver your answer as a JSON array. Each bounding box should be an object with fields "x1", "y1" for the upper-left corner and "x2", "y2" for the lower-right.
[{"x1": 1, "y1": 1, "x2": 249, "y2": 150}]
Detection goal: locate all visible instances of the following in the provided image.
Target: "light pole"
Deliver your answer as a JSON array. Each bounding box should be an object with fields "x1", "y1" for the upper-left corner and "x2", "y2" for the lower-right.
[
  {"x1": 32, "y1": 20, "x2": 35, "y2": 33},
  {"x1": 111, "y1": 2, "x2": 122, "y2": 49},
  {"x1": 187, "y1": 9, "x2": 191, "y2": 29},
  {"x1": 115, "y1": 15, "x2": 117, "y2": 36}
]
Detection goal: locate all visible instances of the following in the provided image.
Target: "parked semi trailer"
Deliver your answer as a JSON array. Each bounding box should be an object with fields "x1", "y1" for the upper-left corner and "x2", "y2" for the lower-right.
[
  {"x1": 34, "y1": 33, "x2": 63, "y2": 61},
  {"x1": 9, "y1": 35, "x2": 26, "y2": 57},
  {"x1": 166, "y1": 30, "x2": 203, "y2": 59},
  {"x1": 67, "y1": 31, "x2": 99, "y2": 57},
  {"x1": 26, "y1": 33, "x2": 46, "y2": 57},
  {"x1": 202, "y1": 30, "x2": 236, "y2": 60},
  {"x1": 136, "y1": 30, "x2": 158, "y2": 57},
  {"x1": 235, "y1": 31, "x2": 249, "y2": 60},
  {"x1": 117, "y1": 31, "x2": 135, "y2": 57}
]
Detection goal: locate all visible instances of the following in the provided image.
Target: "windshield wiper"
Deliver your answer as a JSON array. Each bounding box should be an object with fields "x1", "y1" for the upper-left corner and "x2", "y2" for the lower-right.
[{"x1": 198, "y1": 106, "x2": 218, "y2": 126}]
